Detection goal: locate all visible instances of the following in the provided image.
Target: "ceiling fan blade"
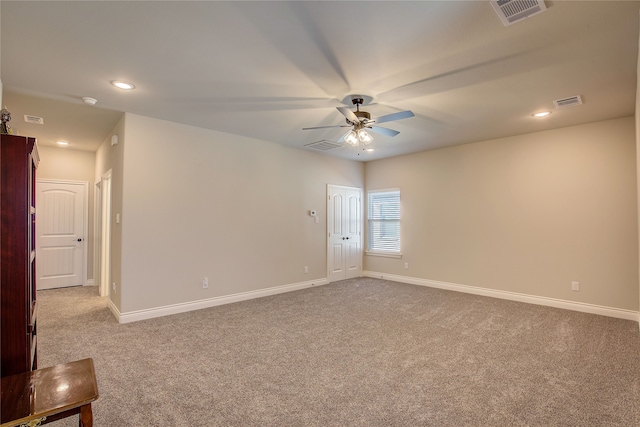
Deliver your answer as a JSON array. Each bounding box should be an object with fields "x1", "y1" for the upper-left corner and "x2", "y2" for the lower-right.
[
  {"x1": 337, "y1": 106, "x2": 361, "y2": 124},
  {"x1": 371, "y1": 110, "x2": 415, "y2": 124},
  {"x1": 302, "y1": 124, "x2": 350, "y2": 130},
  {"x1": 368, "y1": 126, "x2": 400, "y2": 137}
]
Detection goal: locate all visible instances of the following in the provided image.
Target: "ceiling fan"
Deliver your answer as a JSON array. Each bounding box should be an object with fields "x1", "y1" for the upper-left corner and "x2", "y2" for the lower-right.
[{"x1": 303, "y1": 97, "x2": 414, "y2": 146}]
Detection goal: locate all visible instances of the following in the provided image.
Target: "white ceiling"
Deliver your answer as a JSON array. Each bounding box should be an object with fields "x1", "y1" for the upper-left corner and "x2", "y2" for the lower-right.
[{"x1": 1, "y1": 1, "x2": 639, "y2": 160}]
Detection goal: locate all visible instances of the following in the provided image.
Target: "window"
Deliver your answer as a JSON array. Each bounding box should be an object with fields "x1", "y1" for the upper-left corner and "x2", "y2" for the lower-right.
[{"x1": 367, "y1": 189, "x2": 400, "y2": 254}]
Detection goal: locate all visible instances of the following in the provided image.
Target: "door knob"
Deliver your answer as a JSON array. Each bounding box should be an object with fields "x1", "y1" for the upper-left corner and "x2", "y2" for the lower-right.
[{"x1": 77, "y1": 238, "x2": 83, "y2": 242}]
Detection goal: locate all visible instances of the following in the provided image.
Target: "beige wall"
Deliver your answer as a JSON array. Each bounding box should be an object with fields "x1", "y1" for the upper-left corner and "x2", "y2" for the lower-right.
[
  {"x1": 21, "y1": 107, "x2": 640, "y2": 317},
  {"x1": 36, "y1": 145, "x2": 96, "y2": 281},
  {"x1": 118, "y1": 114, "x2": 364, "y2": 313},
  {"x1": 365, "y1": 117, "x2": 639, "y2": 311}
]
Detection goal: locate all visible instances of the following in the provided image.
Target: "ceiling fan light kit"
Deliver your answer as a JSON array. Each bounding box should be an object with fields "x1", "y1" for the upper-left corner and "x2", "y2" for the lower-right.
[
  {"x1": 357, "y1": 128, "x2": 373, "y2": 144},
  {"x1": 344, "y1": 130, "x2": 358, "y2": 146},
  {"x1": 344, "y1": 129, "x2": 373, "y2": 146}
]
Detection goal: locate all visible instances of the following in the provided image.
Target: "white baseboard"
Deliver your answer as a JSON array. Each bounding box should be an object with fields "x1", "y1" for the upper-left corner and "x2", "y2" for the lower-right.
[
  {"x1": 108, "y1": 273, "x2": 639, "y2": 326},
  {"x1": 85, "y1": 279, "x2": 95, "y2": 286},
  {"x1": 114, "y1": 278, "x2": 330, "y2": 324},
  {"x1": 363, "y1": 271, "x2": 640, "y2": 322},
  {"x1": 107, "y1": 298, "x2": 121, "y2": 320}
]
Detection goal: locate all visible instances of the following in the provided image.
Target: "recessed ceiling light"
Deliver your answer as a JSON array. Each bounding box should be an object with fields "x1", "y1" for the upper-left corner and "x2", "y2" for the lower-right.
[
  {"x1": 533, "y1": 111, "x2": 551, "y2": 118},
  {"x1": 56, "y1": 140, "x2": 69, "y2": 146},
  {"x1": 365, "y1": 148, "x2": 375, "y2": 152},
  {"x1": 111, "y1": 80, "x2": 135, "y2": 90}
]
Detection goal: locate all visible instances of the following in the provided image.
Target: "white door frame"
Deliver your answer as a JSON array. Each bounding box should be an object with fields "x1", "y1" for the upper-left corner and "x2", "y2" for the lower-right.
[
  {"x1": 327, "y1": 184, "x2": 363, "y2": 282},
  {"x1": 95, "y1": 170, "x2": 112, "y2": 297},
  {"x1": 94, "y1": 179, "x2": 101, "y2": 292},
  {"x1": 94, "y1": 179, "x2": 103, "y2": 295},
  {"x1": 36, "y1": 179, "x2": 89, "y2": 288}
]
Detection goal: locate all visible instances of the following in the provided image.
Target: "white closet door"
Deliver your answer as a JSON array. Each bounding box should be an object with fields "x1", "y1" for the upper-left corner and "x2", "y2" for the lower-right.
[{"x1": 328, "y1": 185, "x2": 362, "y2": 282}]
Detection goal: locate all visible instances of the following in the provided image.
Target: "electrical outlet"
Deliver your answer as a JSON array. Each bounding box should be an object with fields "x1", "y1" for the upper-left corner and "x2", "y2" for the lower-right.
[
  {"x1": 404, "y1": 262, "x2": 409, "y2": 269},
  {"x1": 304, "y1": 266, "x2": 308, "y2": 274},
  {"x1": 203, "y1": 277, "x2": 209, "y2": 289},
  {"x1": 571, "y1": 281, "x2": 580, "y2": 291},
  {"x1": 112, "y1": 282, "x2": 116, "y2": 292}
]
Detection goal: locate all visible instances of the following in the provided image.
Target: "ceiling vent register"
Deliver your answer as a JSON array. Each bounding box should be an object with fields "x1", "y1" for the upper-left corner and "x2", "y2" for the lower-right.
[
  {"x1": 24, "y1": 115, "x2": 44, "y2": 125},
  {"x1": 304, "y1": 140, "x2": 343, "y2": 151},
  {"x1": 553, "y1": 95, "x2": 583, "y2": 109},
  {"x1": 491, "y1": 0, "x2": 547, "y2": 26}
]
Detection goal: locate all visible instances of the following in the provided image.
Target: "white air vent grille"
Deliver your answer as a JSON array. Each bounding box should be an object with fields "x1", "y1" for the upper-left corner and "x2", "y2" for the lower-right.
[
  {"x1": 304, "y1": 140, "x2": 342, "y2": 151},
  {"x1": 553, "y1": 95, "x2": 583, "y2": 109},
  {"x1": 491, "y1": 0, "x2": 547, "y2": 26},
  {"x1": 24, "y1": 115, "x2": 44, "y2": 125}
]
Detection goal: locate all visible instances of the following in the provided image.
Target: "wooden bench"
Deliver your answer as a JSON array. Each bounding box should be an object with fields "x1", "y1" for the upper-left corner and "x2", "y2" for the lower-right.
[{"x1": 1, "y1": 358, "x2": 99, "y2": 427}]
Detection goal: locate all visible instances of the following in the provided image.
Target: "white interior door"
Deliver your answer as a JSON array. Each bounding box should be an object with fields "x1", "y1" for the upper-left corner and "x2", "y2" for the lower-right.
[
  {"x1": 36, "y1": 180, "x2": 87, "y2": 289},
  {"x1": 328, "y1": 185, "x2": 362, "y2": 282}
]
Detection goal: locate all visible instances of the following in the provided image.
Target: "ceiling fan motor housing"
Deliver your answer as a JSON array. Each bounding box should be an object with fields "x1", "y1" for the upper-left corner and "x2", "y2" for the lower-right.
[
  {"x1": 346, "y1": 111, "x2": 371, "y2": 126},
  {"x1": 355, "y1": 111, "x2": 370, "y2": 121},
  {"x1": 346, "y1": 97, "x2": 370, "y2": 125}
]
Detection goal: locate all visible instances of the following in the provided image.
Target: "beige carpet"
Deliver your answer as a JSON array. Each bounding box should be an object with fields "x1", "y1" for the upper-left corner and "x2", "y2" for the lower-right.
[{"x1": 37, "y1": 278, "x2": 639, "y2": 426}]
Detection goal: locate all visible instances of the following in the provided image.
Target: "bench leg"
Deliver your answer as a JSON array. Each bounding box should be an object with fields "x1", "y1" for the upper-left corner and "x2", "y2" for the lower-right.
[{"x1": 79, "y1": 404, "x2": 93, "y2": 427}]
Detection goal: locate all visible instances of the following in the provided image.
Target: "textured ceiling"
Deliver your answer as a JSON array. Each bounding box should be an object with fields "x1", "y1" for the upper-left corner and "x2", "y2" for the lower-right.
[{"x1": 1, "y1": 1, "x2": 638, "y2": 160}]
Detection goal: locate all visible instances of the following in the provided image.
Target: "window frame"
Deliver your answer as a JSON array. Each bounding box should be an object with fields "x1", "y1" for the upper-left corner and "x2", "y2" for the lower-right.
[{"x1": 366, "y1": 188, "x2": 402, "y2": 258}]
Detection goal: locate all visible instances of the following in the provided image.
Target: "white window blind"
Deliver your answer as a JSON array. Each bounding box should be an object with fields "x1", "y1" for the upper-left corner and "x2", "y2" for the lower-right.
[{"x1": 367, "y1": 189, "x2": 400, "y2": 253}]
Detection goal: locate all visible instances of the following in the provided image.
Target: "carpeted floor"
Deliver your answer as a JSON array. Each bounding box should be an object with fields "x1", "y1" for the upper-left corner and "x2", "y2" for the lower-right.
[{"x1": 37, "y1": 278, "x2": 639, "y2": 426}]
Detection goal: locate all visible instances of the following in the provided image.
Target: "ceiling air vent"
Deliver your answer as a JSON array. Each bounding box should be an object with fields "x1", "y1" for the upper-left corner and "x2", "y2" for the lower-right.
[
  {"x1": 553, "y1": 95, "x2": 583, "y2": 109},
  {"x1": 24, "y1": 115, "x2": 44, "y2": 125},
  {"x1": 491, "y1": 0, "x2": 547, "y2": 26},
  {"x1": 304, "y1": 140, "x2": 342, "y2": 151}
]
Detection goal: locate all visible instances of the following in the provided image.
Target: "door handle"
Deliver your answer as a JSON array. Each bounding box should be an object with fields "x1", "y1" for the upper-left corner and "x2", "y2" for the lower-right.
[{"x1": 77, "y1": 238, "x2": 83, "y2": 242}]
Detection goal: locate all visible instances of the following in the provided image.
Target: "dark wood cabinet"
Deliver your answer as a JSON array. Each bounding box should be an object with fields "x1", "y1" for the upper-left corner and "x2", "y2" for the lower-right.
[{"x1": 1, "y1": 134, "x2": 39, "y2": 377}]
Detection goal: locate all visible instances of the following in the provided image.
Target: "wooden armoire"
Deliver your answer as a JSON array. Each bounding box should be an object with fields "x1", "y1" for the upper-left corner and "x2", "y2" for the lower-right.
[{"x1": 1, "y1": 134, "x2": 39, "y2": 377}]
